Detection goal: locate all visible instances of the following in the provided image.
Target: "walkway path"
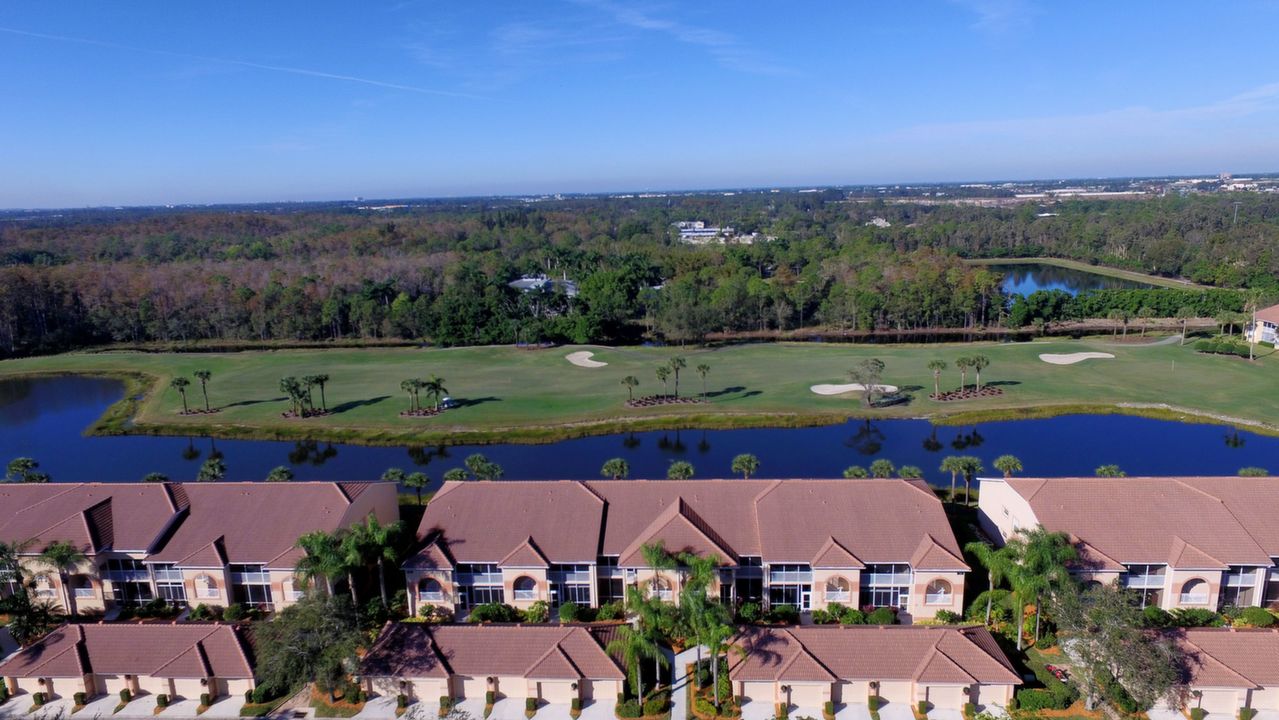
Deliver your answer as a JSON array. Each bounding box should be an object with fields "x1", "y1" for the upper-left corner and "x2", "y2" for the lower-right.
[{"x1": 669, "y1": 645, "x2": 705, "y2": 720}]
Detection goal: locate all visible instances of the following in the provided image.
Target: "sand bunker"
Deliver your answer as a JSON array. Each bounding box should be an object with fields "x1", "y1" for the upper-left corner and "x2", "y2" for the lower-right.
[
  {"x1": 810, "y1": 383, "x2": 899, "y2": 396},
  {"x1": 565, "y1": 351, "x2": 608, "y2": 368},
  {"x1": 1039, "y1": 352, "x2": 1115, "y2": 365}
]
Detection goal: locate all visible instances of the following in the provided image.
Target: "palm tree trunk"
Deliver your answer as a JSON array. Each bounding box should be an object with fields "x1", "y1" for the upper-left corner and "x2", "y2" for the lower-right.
[
  {"x1": 320, "y1": 385, "x2": 327, "y2": 411},
  {"x1": 202, "y1": 385, "x2": 210, "y2": 412},
  {"x1": 1015, "y1": 592, "x2": 1024, "y2": 651},
  {"x1": 348, "y1": 572, "x2": 359, "y2": 605},
  {"x1": 1034, "y1": 594, "x2": 1042, "y2": 642},
  {"x1": 712, "y1": 647, "x2": 720, "y2": 708},
  {"x1": 950, "y1": 473, "x2": 957, "y2": 502},
  {"x1": 984, "y1": 573, "x2": 993, "y2": 625},
  {"x1": 61, "y1": 571, "x2": 74, "y2": 617},
  {"x1": 378, "y1": 558, "x2": 389, "y2": 608}
]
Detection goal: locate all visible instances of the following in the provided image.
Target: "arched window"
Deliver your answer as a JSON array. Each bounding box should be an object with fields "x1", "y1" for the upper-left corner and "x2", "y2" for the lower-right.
[
  {"x1": 1179, "y1": 579, "x2": 1208, "y2": 605},
  {"x1": 513, "y1": 576, "x2": 537, "y2": 601},
  {"x1": 925, "y1": 579, "x2": 953, "y2": 605},
  {"x1": 418, "y1": 577, "x2": 444, "y2": 601},
  {"x1": 195, "y1": 574, "x2": 219, "y2": 600},
  {"x1": 649, "y1": 576, "x2": 672, "y2": 601},
  {"x1": 825, "y1": 576, "x2": 851, "y2": 602},
  {"x1": 33, "y1": 574, "x2": 56, "y2": 598}
]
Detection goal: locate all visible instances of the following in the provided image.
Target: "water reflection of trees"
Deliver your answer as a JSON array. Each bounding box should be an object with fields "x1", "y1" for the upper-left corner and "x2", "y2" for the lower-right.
[
  {"x1": 622, "y1": 432, "x2": 641, "y2": 449},
  {"x1": 949, "y1": 429, "x2": 984, "y2": 450},
  {"x1": 407, "y1": 445, "x2": 450, "y2": 466},
  {"x1": 288, "y1": 440, "x2": 338, "y2": 466},
  {"x1": 181, "y1": 438, "x2": 201, "y2": 461},
  {"x1": 922, "y1": 428, "x2": 943, "y2": 453},
  {"x1": 1224, "y1": 429, "x2": 1245, "y2": 449},
  {"x1": 846, "y1": 419, "x2": 884, "y2": 456},
  {"x1": 697, "y1": 431, "x2": 711, "y2": 454},
  {"x1": 657, "y1": 431, "x2": 686, "y2": 454}
]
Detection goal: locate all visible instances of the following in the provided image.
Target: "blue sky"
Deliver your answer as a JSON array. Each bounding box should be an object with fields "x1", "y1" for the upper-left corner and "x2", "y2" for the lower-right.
[{"x1": 4, "y1": 1, "x2": 1279, "y2": 207}]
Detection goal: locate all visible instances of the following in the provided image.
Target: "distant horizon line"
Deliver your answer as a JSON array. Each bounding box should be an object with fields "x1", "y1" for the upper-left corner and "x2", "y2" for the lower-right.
[{"x1": 4, "y1": 169, "x2": 1276, "y2": 213}]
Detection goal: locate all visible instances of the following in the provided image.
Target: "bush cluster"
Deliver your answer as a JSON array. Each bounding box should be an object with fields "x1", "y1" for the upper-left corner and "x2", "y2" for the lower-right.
[
  {"x1": 617, "y1": 699, "x2": 643, "y2": 718},
  {"x1": 200, "y1": 693, "x2": 212, "y2": 707},
  {"x1": 157, "y1": 694, "x2": 170, "y2": 708},
  {"x1": 469, "y1": 602, "x2": 521, "y2": 623},
  {"x1": 1237, "y1": 607, "x2": 1277, "y2": 628},
  {"x1": 811, "y1": 603, "x2": 867, "y2": 625},
  {"x1": 1195, "y1": 339, "x2": 1254, "y2": 357}
]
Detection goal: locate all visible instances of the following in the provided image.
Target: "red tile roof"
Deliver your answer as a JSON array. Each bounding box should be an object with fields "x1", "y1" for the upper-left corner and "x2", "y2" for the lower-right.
[
  {"x1": 360, "y1": 623, "x2": 625, "y2": 681},
  {"x1": 0, "y1": 623, "x2": 253, "y2": 679},
  {"x1": 1255, "y1": 303, "x2": 1279, "y2": 326},
  {"x1": 411, "y1": 479, "x2": 965, "y2": 571},
  {"x1": 730, "y1": 626, "x2": 1020, "y2": 685},
  {"x1": 1002, "y1": 477, "x2": 1279, "y2": 568},
  {"x1": 1171, "y1": 628, "x2": 1279, "y2": 688},
  {"x1": 0, "y1": 484, "x2": 181, "y2": 554}
]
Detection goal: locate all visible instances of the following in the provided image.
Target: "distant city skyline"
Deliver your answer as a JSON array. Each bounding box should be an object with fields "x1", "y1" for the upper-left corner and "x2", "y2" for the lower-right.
[{"x1": 4, "y1": 1, "x2": 1279, "y2": 208}]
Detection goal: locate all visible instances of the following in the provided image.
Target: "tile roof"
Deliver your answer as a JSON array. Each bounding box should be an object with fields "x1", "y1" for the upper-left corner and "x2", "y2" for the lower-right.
[
  {"x1": 360, "y1": 623, "x2": 625, "y2": 681},
  {"x1": 410, "y1": 479, "x2": 964, "y2": 571},
  {"x1": 0, "y1": 484, "x2": 181, "y2": 554},
  {"x1": 1172, "y1": 628, "x2": 1279, "y2": 688},
  {"x1": 501, "y1": 538, "x2": 550, "y2": 569},
  {"x1": 1001, "y1": 477, "x2": 1279, "y2": 568},
  {"x1": 1255, "y1": 303, "x2": 1279, "y2": 326},
  {"x1": 729, "y1": 626, "x2": 1021, "y2": 685},
  {"x1": 0, "y1": 623, "x2": 253, "y2": 679}
]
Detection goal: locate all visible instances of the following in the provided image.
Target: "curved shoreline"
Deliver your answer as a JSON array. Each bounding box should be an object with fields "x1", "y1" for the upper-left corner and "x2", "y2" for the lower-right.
[{"x1": 9, "y1": 370, "x2": 1275, "y2": 448}]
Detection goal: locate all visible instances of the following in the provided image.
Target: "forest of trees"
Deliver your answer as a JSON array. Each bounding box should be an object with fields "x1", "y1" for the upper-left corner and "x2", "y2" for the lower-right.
[{"x1": 1, "y1": 191, "x2": 1275, "y2": 357}]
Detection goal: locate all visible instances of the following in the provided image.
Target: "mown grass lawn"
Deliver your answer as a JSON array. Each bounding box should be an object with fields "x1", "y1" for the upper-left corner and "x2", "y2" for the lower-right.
[{"x1": 0, "y1": 337, "x2": 1275, "y2": 444}]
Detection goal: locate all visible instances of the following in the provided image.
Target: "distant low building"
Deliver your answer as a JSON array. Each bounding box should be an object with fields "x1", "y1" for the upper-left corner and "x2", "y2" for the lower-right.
[
  {"x1": 1247, "y1": 304, "x2": 1279, "y2": 344},
  {"x1": 673, "y1": 220, "x2": 772, "y2": 245},
  {"x1": 508, "y1": 274, "x2": 578, "y2": 298}
]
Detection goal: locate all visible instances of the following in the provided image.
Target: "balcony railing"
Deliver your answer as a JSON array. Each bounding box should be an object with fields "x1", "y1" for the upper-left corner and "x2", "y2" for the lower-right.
[
  {"x1": 1123, "y1": 576, "x2": 1165, "y2": 589},
  {"x1": 925, "y1": 592, "x2": 952, "y2": 605},
  {"x1": 769, "y1": 571, "x2": 813, "y2": 584},
  {"x1": 230, "y1": 571, "x2": 271, "y2": 584},
  {"x1": 105, "y1": 570, "x2": 150, "y2": 582},
  {"x1": 513, "y1": 589, "x2": 538, "y2": 601},
  {"x1": 74, "y1": 587, "x2": 97, "y2": 598},
  {"x1": 862, "y1": 573, "x2": 912, "y2": 586},
  {"x1": 152, "y1": 568, "x2": 184, "y2": 582},
  {"x1": 549, "y1": 570, "x2": 592, "y2": 583},
  {"x1": 458, "y1": 573, "x2": 503, "y2": 585},
  {"x1": 419, "y1": 591, "x2": 444, "y2": 602},
  {"x1": 826, "y1": 591, "x2": 851, "y2": 602},
  {"x1": 1179, "y1": 593, "x2": 1208, "y2": 605}
]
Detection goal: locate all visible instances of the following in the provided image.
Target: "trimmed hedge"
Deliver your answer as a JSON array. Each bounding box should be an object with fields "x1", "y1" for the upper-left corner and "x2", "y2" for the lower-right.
[
  {"x1": 616, "y1": 699, "x2": 642, "y2": 718},
  {"x1": 1241, "y1": 708, "x2": 1259, "y2": 720},
  {"x1": 74, "y1": 692, "x2": 87, "y2": 706},
  {"x1": 157, "y1": 694, "x2": 170, "y2": 708},
  {"x1": 120, "y1": 689, "x2": 133, "y2": 703},
  {"x1": 1191, "y1": 709, "x2": 1206, "y2": 720},
  {"x1": 201, "y1": 693, "x2": 213, "y2": 707}
]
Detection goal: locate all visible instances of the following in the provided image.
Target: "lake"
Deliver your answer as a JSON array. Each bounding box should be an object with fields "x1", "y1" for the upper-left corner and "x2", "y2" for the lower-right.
[
  {"x1": 0, "y1": 376, "x2": 1274, "y2": 488},
  {"x1": 991, "y1": 263, "x2": 1153, "y2": 296}
]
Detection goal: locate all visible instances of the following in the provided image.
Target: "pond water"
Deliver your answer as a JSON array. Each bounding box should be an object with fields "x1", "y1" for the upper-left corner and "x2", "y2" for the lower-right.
[
  {"x1": 992, "y1": 263, "x2": 1153, "y2": 296},
  {"x1": 1, "y1": 376, "x2": 1275, "y2": 488}
]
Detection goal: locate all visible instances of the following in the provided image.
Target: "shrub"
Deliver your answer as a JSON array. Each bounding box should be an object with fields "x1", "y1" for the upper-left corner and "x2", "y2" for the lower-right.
[
  {"x1": 1142, "y1": 605, "x2": 1174, "y2": 628},
  {"x1": 934, "y1": 610, "x2": 962, "y2": 624},
  {"x1": 776, "y1": 702, "x2": 789, "y2": 720},
  {"x1": 188, "y1": 603, "x2": 220, "y2": 621},
  {"x1": 252, "y1": 685, "x2": 279, "y2": 704},
  {"x1": 486, "y1": 691, "x2": 496, "y2": 706},
  {"x1": 120, "y1": 689, "x2": 133, "y2": 703},
  {"x1": 157, "y1": 694, "x2": 170, "y2": 708},
  {"x1": 246, "y1": 689, "x2": 255, "y2": 702},
  {"x1": 33, "y1": 692, "x2": 46, "y2": 707},
  {"x1": 1105, "y1": 680, "x2": 1139, "y2": 714},
  {"x1": 0, "y1": 684, "x2": 8, "y2": 704},
  {"x1": 824, "y1": 701, "x2": 836, "y2": 717},
  {"x1": 768, "y1": 604, "x2": 799, "y2": 624},
  {"x1": 526, "y1": 698, "x2": 538, "y2": 713},
  {"x1": 1238, "y1": 607, "x2": 1276, "y2": 627},
  {"x1": 1039, "y1": 632, "x2": 1058, "y2": 648},
  {"x1": 470, "y1": 602, "x2": 520, "y2": 623},
  {"x1": 617, "y1": 699, "x2": 643, "y2": 718},
  {"x1": 201, "y1": 693, "x2": 212, "y2": 707},
  {"x1": 694, "y1": 698, "x2": 718, "y2": 718},
  {"x1": 867, "y1": 607, "x2": 896, "y2": 625},
  {"x1": 867, "y1": 696, "x2": 882, "y2": 712},
  {"x1": 571, "y1": 698, "x2": 581, "y2": 712},
  {"x1": 1241, "y1": 708, "x2": 1258, "y2": 720},
  {"x1": 596, "y1": 601, "x2": 624, "y2": 621},
  {"x1": 1191, "y1": 709, "x2": 1206, "y2": 720},
  {"x1": 963, "y1": 703, "x2": 976, "y2": 718},
  {"x1": 966, "y1": 590, "x2": 1011, "y2": 622},
  {"x1": 441, "y1": 696, "x2": 454, "y2": 711},
  {"x1": 840, "y1": 607, "x2": 867, "y2": 625},
  {"x1": 1015, "y1": 690, "x2": 1058, "y2": 711},
  {"x1": 223, "y1": 603, "x2": 246, "y2": 621},
  {"x1": 559, "y1": 602, "x2": 581, "y2": 623},
  {"x1": 643, "y1": 691, "x2": 669, "y2": 716},
  {"x1": 811, "y1": 609, "x2": 835, "y2": 625},
  {"x1": 419, "y1": 605, "x2": 454, "y2": 623},
  {"x1": 73, "y1": 691, "x2": 87, "y2": 706},
  {"x1": 523, "y1": 601, "x2": 550, "y2": 624},
  {"x1": 737, "y1": 602, "x2": 762, "y2": 623},
  {"x1": 395, "y1": 694, "x2": 407, "y2": 709},
  {"x1": 1172, "y1": 608, "x2": 1225, "y2": 627},
  {"x1": 918, "y1": 701, "x2": 930, "y2": 715}
]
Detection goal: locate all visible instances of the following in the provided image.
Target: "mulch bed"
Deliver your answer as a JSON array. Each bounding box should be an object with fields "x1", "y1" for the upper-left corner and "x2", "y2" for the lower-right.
[
  {"x1": 399, "y1": 408, "x2": 444, "y2": 418},
  {"x1": 280, "y1": 410, "x2": 334, "y2": 419},
  {"x1": 178, "y1": 409, "x2": 222, "y2": 415},
  {"x1": 929, "y1": 387, "x2": 1004, "y2": 402},
  {"x1": 626, "y1": 395, "x2": 706, "y2": 408}
]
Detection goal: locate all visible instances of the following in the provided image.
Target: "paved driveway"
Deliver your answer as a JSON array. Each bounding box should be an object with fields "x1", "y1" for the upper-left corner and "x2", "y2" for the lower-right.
[
  {"x1": 834, "y1": 704, "x2": 873, "y2": 720},
  {"x1": 73, "y1": 694, "x2": 121, "y2": 718},
  {"x1": 877, "y1": 702, "x2": 913, "y2": 720},
  {"x1": 202, "y1": 695, "x2": 248, "y2": 719},
  {"x1": 115, "y1": 694, "x2": 160, "y2": 718},
  {"x1": 0, "y1": 696, "x2": 75, "y2": 720},
  {"x1": 741, "y1": 700, "x2": 775, "y2": 720},
  {"x1": 488, "y1": 698, "x2": 528, "y2": 720},
  {"x1": 354, "y1": 695, "x2": 400, "y2": 719}
]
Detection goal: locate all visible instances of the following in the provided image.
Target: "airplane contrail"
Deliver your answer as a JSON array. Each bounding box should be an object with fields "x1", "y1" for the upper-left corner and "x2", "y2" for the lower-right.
[{"x1": 0, "y1": 25, "x2": 484, "y2": 100}]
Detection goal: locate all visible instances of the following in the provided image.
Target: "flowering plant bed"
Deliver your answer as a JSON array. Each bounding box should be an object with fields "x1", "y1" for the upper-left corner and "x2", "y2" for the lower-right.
[
  {"x1": 400, "y1": 408, "x2": 444, "y2": 418},
  {"x1": 626, "y1": 395, "x2": 705, "y2": 408},
  {"x1": 929, "y1": 387, "x2": 1004, "y2": 402}
]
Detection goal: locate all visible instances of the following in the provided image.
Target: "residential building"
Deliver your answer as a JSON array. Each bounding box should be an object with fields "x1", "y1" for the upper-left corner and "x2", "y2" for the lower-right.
[
  {"x1": 1158, "y1": 628, "x2": 1279, "y2": 717},
  {"x1": 0, "y1": 623, "x2": 255, "y2": 715},
  {"x1": 730, "y1": 625, "x2": 1020, "y2": 716},
  {"x1": 359, "y1": 623, "x2": 625, "y2": 716},
  {"x1": 405, "y1": 479, "x2": 967, "y2": 621},
  {"x1": 1247, "y1": 304, "x2": 1279, "y2": 344},
  {"x1": 0, "y1": 482, "x2": 398, "y2": 614},
  {"x1": 978, "y1": 477, "x2": 1279, "y2": 612}
]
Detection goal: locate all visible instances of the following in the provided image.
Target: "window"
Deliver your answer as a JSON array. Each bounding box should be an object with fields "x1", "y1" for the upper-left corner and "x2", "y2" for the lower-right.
[
  {"x1": 513, "y1": 576, "x2": 537, "y2": 601},
  {"x1": 550, "y1": 564, "x2": 591, "y2": 606},
  {"x1": 418, "y1": 577, "x2": 444, "y2": 601},
  {"x1": 861, "y1": 564, "x2": 911, "y2": 609},
  {"x1": 152, "y1": 564, "x2": 186, "y2": 605},
  {"x1": 925, "y1": 579, "x2": 953, "y2": 605},
  {"x1": 769, "y1": 564, "x2": 812, "y2": 610},
  {"x1": 1266, "y1": 562, "x2": 1279, "y2": 609},
  {"x1": 106, "y1": 559, "x2": 154, "y2": 606},
  {"x1": 1220, "y1": 566, "x2": 1259, "y2": 609},
  {"x1": 195, "y1": 574, "x2": 220, "y2": 599},
  {"x1": 735, "y1": 577, "x2": 763, "y2": 603},
  {"x1": 33, "y1": 574, "x2": 56, "y2": 599},
  {"x1": 71, "y1": 575, "x2": 96, "y2": 600},
  {"x1": 825, "y1": 577, "x2": 851, "y2": 603},
  {"x1": 1122, "y1": 565, "x2": 1166, "y2": 609},
  {"x1": 1179, "y1": 579, "x2": 1208, "y2": 605},
  {"x1": 456, "y1": 564, "x2": 503, "y2": 608},
  {"x1": 229, "y1": 564, "x2": 273, "y2": 609},
  {"x1": 649, "y1": 576, "x2": 673, "y2": 601},
  {"x1": 598, "y1": 577, "x2": 625, "y2": 604}
]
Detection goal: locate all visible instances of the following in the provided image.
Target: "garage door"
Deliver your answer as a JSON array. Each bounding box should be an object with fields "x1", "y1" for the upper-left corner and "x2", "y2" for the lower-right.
[
  {"x1": 172, "y1": 679, "x2": 204, "y2": 701},
  {"x1": 1252, "y1": 688, "x2": 1279, "y2": 711},
  {"x1": 460, "y1": 677, "x2": 488, "y2": 700},
  {"x1": 102, "y1": 675, "x2": 129, "y2": 696},
  {"x1": 1199, "y1": 690, "x2": 1241, "y2": 716},
  {"x1": 925, "y1": 686, "x2": 964, "y2": 710},
  {"x1": 137, "y1": 676, "x2": 170, "y2": 696},
  {"x1": 878, "y1": 681, "x2": 911, "y2": 707},
  {"x1": 742, "y1": 682, "x2": 775, "y2": 704},
  {"x1": 789, "y1": 684, "x2": 827, "y2": 708},
  {"x1": 539, "y1": 682, "x2": 575, "y2": 704}
]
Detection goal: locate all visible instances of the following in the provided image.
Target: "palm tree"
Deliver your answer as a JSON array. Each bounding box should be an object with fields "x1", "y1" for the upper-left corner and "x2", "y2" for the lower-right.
[
  {"x1": 993, "y1": 454, "x2": 1023, "y2": 478},
  {"x1": 1176, "y1": 306, "x2": 1196, "y2": 345},
  {"x1": 280, "y1": 376, "x2": 304, "y2": 415},
  {"x1": 1008, "y1": 527, "x2": 1077, "y2": 646},
  {"x1": 957, "y1": 455, "x2": 983, "y2": 505},
  {"x1": 954, "y1": 357, "x2": 971, "y2": 393},
  {"x1": 704, "y1": 622, "x2": 734, "y2": 709},
  {"x1": 620, "y1": 375, "x2": 639, "y2": 402},
  {"x1": 381, "y1": 467, "x2": 407, "y2": 483},
  {"x1": 312, "y1": 373, "x2": 330, "y2": 411},
  {"x1": 964, "y1": 540, "x2": 1013, "y2": 626},
  {"x1": 443, "y1": 468, "x2": 468, "y2": 482},
  {"x1": 39, "y1": 541, "x2": 86, "y2": 617},
  {"x1": 601, "y1": 458, "x2": 630, "y2": 480},
  {"x1": 842, "y1": 465, "x2": 868, "y2": 479},
  {"x1": 940, "y1": 456, "x2": 964, "y2": 502},
  {"x1": 6, "y1": 457, "x2": 40, "y2": 482},
  {"x1": 295, "y1": 530, "x2": 343, "y2": 596},
  {"x1": 667, "y1": 461, "x2": 694, "y2": 480},
  {"x1": 655, "y1": 366, "x2": 671, "y2": 397},
  {"x1": 1095, "y1": 464, "x2": 1126, "y2": 478},
  {"x1": 348, "y1": 514, "x2": 404, "y2": 608},
  {"x1": 607, "y1": 624, "x2": 663, "y2": 701},
  {"x1": 265, "y1": 466, "x2": 294, "y2": 482},
  {"x1": 869, "y1": 459, "x2": 896, "y2": 478},
  {"x1": 0, "y1": 538, "x2": 32, "y2": 596},
  {"x1": 668, "y1": 356, "x2": 687, "y2": 399},
  {"x1": 400, "y1": 379, "x2": 420, "y2": 413},
  {"x1": 464, "y1": 453, "x2": 503, "y2": 481},
  {"x1": 731, "y1": 453, "x2": 759, "y2": 479},
  {"x1": 696, "y1": 363, "x2": 710, "y2": 400},
  {"x1": 197, "y1": 457, "x2": 226, "y2": 481},
  {"x1": 170, "y1": 376, "x2": 191, "y2": 414},
  {"x1": 193, "y1": 370, "x2": 212, "y2": 411},
  {"x1": 970, "y1": 355, "x2": 990, "y2": 392},
  {"x1": 927, "y1": 359, "x2": 947, "y2": 397},
  {"x1": 301, "y1": 375, "x2": 323, "y2": 412},
  {"x1": 1136, "y1": 306, "x2": 1154, "y2": 337},
  {"x1": 425, "y1": 375, "x2": 448, "y2": 411},
  {"x1": 404, "y1": 472, "x2": 429, "y2": 504},
  {"x1": 897, "y1": 465, "x2": 923, "y2": 479},
  {"x1": 142, "y1": 472, "x2": 169, "y2": 483}
]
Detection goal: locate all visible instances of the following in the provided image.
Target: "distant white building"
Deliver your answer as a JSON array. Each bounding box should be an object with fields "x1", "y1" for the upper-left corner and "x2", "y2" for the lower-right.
[
  {"x1": 1247, "y1": 303, "x2": 1279, "y2": 344},
  {"x1": 673, "y1": 220, "x2": 771, "y2": 245},
  {"x1": 508, "y1": 274, "x2": 578, "y2": 298},
  {"x1": 865, "y1": 216, "x2": 891, "y2": 228}
]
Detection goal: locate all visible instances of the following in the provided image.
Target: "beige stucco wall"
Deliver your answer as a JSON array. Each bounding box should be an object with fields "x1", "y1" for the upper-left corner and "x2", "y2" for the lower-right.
[
  {"x1": 877, "y1": 681, "x2": 913, "y2": 706},
  {"x1": 221, "y1": 678, "x2": 254, "y2": 698},
  {"x1": 1250, "y1": 687, "x2": 1279, "y2": 711},
  {"x1": 407, "y1": 569, "x2": 456, "y2": 616},
  {"x1": 583, "y1": 680, "x2": 620, "y2": 702},
  {"x1": 136, "y1": 675, "x2": 170, "y2": 696},
  {"x1": 739, "y1": 681, "x2": 776, "y2": 705},
  {"x1": 503, "y1": 568, "x2": 549, "y2": 610},
  {"x1": 976, "y1": 479, "x2": 1037, "y2": 546},
  {"x1": 834, "y1": 681, "x2": 871, "y2": 705},
  {"x1": 1168, "y1": 569, "x2": 1223, "y2": 611},
  {"x1": 171, "y1": 678, "x2": 205, "y2": 700},
  {"x1": 909, "y1": 572, "x2": 965, "y2": 619},
  {"x1": 811, "y1": 568, "x2": 859, "y2": 611},
  {"x1": 182, "y1": 568, "x2": 231, "y2": 608},
  {"x1": 918, "y1": 684, "x2": 964, "y2": 709}
]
